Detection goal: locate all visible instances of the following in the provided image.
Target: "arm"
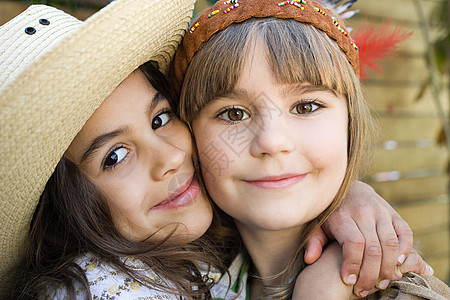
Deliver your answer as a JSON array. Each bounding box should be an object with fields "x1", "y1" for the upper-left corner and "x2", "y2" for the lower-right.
[
  {"x1": 294, "y1": 243, "x2": 435, "y2": 300},
  {"x1": 304, "y1": 180, "x2": 414, "y2": 296},
  {"x1": 294, "y1": 242, "x2": 354, "y2": 300}
]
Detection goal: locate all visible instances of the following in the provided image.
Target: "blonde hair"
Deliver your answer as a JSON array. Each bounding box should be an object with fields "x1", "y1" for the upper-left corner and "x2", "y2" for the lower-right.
[{"x1": 179, "y1": 17, "x2": 375, "y2": 298}]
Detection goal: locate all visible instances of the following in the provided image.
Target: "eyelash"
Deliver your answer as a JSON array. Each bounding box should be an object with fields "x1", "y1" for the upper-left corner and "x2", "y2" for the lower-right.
[
  {"x1": 216, "y1": 106, "x2": 251, "y2": 124},
  {"x1": 215, "y1": 99, "x2": 324, "y2": 123},
  {"x1": 152, "y1": 108, "x2": 174, "y2": 129},
  {"x1": 101, "y1": 108, "x2": 174, "y2": 171},
  {"x1": 290, "y1": 99, "x2": 325, "y2": 115},
  {"x1": 103, "y1": 145, "x2": 129, "y2": 171}
]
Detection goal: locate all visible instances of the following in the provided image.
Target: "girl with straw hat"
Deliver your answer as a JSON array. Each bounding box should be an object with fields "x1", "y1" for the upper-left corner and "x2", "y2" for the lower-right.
[
  {"x1": 0, "y1": 0, "x2": 225, "y2": 298},
  {"x1": 0, "y1": 0, "x2": 435, "y2": 298}
]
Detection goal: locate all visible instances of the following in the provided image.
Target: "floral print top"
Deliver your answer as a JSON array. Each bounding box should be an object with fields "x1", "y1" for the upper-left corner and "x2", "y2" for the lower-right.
[{"x1": 49, "y1": 253, "x2": 222, "y2": 299}]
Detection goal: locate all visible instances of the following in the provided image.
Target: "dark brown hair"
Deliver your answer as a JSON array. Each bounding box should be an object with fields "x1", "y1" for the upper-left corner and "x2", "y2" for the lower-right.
[{"x1": 14, "y1": 62, "x2": 227, "y2": 299}]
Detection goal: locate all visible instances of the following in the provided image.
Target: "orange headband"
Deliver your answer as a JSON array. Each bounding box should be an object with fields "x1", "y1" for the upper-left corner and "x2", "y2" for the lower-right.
[{"x1": 172, "y1": 0, "x2": 359, "y2": 94}]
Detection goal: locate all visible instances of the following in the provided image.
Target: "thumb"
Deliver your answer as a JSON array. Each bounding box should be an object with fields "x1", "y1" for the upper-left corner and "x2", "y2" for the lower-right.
[{"x1": 304, "y1": 227, "x2": 328, "y2": 264}]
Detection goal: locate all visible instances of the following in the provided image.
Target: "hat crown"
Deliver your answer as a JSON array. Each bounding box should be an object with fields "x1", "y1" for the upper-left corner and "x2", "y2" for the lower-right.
[{"x1": 0, "y1": 5, "x2": 82, "y2": 92}]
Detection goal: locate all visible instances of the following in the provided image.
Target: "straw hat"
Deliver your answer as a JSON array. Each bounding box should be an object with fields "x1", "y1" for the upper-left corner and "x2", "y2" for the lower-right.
[{"x1": 0, "y1": 0, "x2": 194, "y2": 294}]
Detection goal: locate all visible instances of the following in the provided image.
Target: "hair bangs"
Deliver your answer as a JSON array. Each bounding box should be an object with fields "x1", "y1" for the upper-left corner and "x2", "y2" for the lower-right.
[
  {"x1": 179, "y1": 22, "x2": 252, "y2": 123},
  {"x1": 258, "y1": 18, "x2": 357, "y2": 99},
  {"x1": 179, "y1": 18, "x2": 359, "y2": 124}
]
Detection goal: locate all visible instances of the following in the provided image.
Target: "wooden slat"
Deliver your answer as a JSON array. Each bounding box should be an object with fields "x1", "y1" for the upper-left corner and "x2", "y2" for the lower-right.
[
  {"x1": 395, "y1": 201, "x2": 449, "y2": 281},
  {"x1": 376, "y1": 116, "x2": 442, "y2": 141},
  {"x1": 348, "y1": 0, "x2": 447, "y2": 56},
  {"x1": 415, "y1": 228, "x2": 450, "y2": 281},
  {"x1": 425, "y1": 255, "x2": 449, "y2": 283},
  {"x1": 396, "y1": 201, "x2": 449, "y2": 231},
  {"x1": 365, "y1": 84, "x2": 449, "y2": 114},
  {"x1": 415, "y1": 228, "x2": 450, "y2": 256},
  {"x1": 369, "y1": 176, "x2": 448, "y2": 202},
  {"x1": 348, "y1": 18, "x2": 445, "y2": 54},
  {"x1": 351, "y1": 0, "x2": 444, "y2": 23},
  {"x1": 361, "y1": 146, "x2": 448, "y2": 174},
  {"x1": 364, "y1": 56, "x2": 428, "y2": 82}
]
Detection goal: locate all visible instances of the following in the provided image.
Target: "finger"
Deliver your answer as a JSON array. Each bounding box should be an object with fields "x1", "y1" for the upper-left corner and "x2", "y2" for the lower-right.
[
  {"x1": 376, "y1": 218, "x2": 400, "y2": 281},
  {"x1": 353, "y1": 223, "x2": 382, "y2": 296},
  {"x1": 397, "y1": 249, "x2": 432, "y2": 276},
  {"x1": 392, "y1": 214, "x2": 413, "y2": 265},
  {"x1": 353, "y1": 287, "x2": 378, "y2": 298},
  {"x1": 323, "y1": 213, "x2": 364, "y2": 286},
  {"x1": 304, "y1": 228, "x2": 327, "y2": 264}
]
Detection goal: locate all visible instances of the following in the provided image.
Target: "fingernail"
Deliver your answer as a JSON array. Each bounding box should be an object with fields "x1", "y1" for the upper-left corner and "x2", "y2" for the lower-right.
[
  {"x1": 426, "y1": 264, "x2": 434, "y2": 275},
  {"x1": 377, "y1": 279, "x2": 390, "y2": 289},
  {"x1": 397, "y1": 254, "x2": 406, "y2": 265},
  {"x1": 359, "y1": 290, "x2": 369, "y2": 297},
  {"x1": 345, "y1": 274, "x2": 357, "y2": 285},
  {"x1": 394, "y1": 268, "x2": 403, "y2": 279}
]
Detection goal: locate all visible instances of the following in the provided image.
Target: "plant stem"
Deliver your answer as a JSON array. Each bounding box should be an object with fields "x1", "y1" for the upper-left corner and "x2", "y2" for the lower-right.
[{"x1": 413, "y1": 0, "x2": 450, "y2": 151}]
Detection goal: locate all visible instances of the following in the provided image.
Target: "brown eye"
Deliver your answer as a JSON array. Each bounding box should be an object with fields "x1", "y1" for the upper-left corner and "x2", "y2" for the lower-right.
[
  {"x1": 296, "y1": 103, "x2": 313, "y2": 114},
  {"x1": 152, "y1": 111, "x2": 171, "y2": 129},
  {"x1": 292, "y1": 101, "x2": 321, "y2": 115},
  {"x1": 104, "y1": 146, "x2": 128, "y2": 169},
  {"x1": 219, "y1": 107, "x2": 250, "y2": 122},
  {"x1": 228, "y1": 108, "x2": 244, "y2": 121}
]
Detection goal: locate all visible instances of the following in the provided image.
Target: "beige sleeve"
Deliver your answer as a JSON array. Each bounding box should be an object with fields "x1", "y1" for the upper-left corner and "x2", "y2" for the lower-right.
[{"x1": 365, "y1": 273, "x2": 450, "y2": 300}]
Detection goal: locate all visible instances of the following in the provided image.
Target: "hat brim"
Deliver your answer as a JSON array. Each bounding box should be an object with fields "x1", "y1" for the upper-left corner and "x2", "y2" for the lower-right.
[{"x1": 0, "y1": 0, "x2": 194, "y2": 292}]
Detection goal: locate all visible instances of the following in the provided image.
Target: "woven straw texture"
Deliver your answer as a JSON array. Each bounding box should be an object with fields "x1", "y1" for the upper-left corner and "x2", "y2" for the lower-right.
[
  {"x1": 0, "y1": 5, "x2": 82, "y2": 91},
  {"x1": 0, "y1": 0, "x2": 194, "y2": 294}
]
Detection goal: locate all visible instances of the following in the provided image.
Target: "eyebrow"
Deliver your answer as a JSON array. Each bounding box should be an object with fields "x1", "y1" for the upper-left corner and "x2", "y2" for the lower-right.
[
  {"x1": 80, "y1": 127, "x2": 128, "y2": 164},
  {"x1": 146, "y1": 92, "x2": 164, "y2": 120},
  {"x1": 210, "y1": 83, "x2": 338, "y2": 105},
  {"x1": 208, "y1": 89, "x2": 255, "y2": 107},
  {"x1": 80, "y1": 91, "x2": 164, "y2": 165},
  {"x1": 282, "y1": 84, "x2": 338, "y2": 98}
]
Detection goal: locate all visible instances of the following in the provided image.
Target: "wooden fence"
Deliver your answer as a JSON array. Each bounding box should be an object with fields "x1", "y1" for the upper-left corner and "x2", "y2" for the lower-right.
[{"x1": 350, "y1": 0, "x2": 449, "y2": 283}]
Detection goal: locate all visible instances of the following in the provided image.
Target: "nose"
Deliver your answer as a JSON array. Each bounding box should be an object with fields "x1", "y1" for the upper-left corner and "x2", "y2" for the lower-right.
[
  {"x1": 249, "y1": 115, "x2": 295, "y2": 157},
  {"x1": 148, "y1": 140, "x2": 186, "y2": 181}
]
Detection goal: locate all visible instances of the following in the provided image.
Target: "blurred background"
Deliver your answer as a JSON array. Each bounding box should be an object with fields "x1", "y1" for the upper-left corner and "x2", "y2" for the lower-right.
[{"x1": 1, "y1": 0, "x2": 448, "y2": 284}]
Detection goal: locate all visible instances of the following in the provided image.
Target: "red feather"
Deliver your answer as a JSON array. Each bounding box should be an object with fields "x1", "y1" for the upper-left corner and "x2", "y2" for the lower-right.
[{"x1": 352, "y1": 19, "x2": 413, "y2": 80}]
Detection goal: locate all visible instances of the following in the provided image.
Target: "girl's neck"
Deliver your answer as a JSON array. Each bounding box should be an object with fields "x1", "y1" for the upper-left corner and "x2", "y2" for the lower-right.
[{"x1": 235, "y1": 221, "x2": 304, "y2": 286}]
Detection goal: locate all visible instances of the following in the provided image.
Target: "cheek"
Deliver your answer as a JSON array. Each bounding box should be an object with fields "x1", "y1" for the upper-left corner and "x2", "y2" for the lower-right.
[
  {"x1": 194, "y1": 126, "x2": 238, "y2": 184},
  {"x1": 96, "y1": 171, "x2": 148, "y2": 217},
  {"x1": 168, "y1": 121, "x2": 194, "y2": 153},
  {"x1": 306, "y1": 116, "x2": 348, "y2": 171}
]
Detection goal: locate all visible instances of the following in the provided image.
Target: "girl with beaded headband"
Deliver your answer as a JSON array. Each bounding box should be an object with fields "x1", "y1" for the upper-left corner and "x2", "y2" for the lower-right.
[
  {"x1": 172, "y1": 0, "x2": 450, "y2": 298},
  {"x1": 0, "y1": 0, "x2": 436, "y2": 299}
]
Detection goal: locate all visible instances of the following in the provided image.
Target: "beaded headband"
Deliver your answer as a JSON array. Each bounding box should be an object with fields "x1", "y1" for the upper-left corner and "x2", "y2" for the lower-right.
[{"x1": 172, "y1": 0, "x2": 359, "y2": 93}]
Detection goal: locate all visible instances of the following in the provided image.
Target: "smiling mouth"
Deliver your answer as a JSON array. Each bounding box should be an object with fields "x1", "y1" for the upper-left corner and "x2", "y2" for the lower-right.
[
  {"x1": 152, "y1": 175, "x2": 200, "y2": 210},
  {"x1": 244, "y1": 173, "x2": 307, "y2": 189}
]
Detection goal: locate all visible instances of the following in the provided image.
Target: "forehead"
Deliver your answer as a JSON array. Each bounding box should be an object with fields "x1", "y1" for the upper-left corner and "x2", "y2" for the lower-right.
[
  {"x1": 65, "y1": 70, "x2": 156, "y2": 160},
  {"x1": 231, "y1": 41, "x2": 340, "y2": 97},
  {"x1": 83, "y1": 70, "x2": 155, "y2": 128}
]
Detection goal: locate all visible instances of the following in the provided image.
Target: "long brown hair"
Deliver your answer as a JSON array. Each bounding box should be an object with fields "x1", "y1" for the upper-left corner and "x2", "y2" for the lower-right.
[
  {"x1": 14, "y1": 62, "x2": 227, "y2": 299},
  {"x1": 179, "y1": 18, "x2": 375, "y2": 299}
]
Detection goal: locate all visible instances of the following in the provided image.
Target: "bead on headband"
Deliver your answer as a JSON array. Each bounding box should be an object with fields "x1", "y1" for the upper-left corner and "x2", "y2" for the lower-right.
[{"x1": 172, "y1": 0, "x2": 359, "y2": 94}]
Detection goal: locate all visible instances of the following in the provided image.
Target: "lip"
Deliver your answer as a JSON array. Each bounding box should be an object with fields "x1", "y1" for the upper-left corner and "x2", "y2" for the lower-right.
[
  {"x1": 152, "y1": 175, "x2": 200, "y2": 210},
  {"x1": 244, "y1": 173, "x2": 307, "y2": 189}
]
